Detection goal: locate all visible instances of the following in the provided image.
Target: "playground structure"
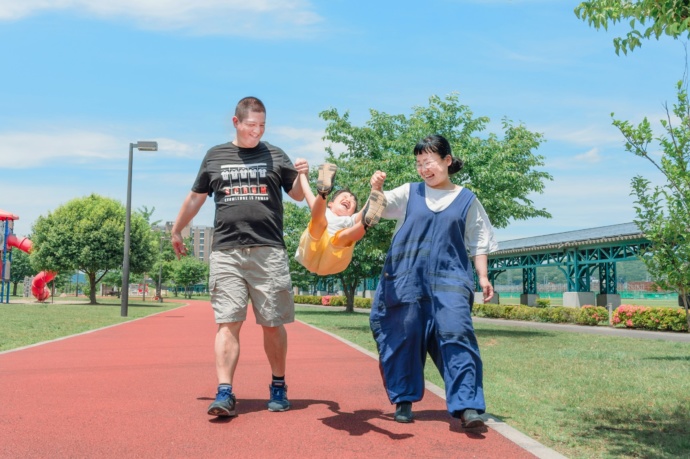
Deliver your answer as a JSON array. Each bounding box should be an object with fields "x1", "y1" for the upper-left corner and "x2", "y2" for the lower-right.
[{"x1": 0, "y1": 209, "x2": 56, "y2": 303}]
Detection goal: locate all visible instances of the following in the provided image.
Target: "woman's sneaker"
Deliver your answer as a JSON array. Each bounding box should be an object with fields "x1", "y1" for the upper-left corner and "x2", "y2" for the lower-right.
[
  {"x1": 394, "y1": 402, "x2": 413, "y2": 423},
  {"x1": 460, "y1": 409, "x2": 485, "y2": 428},
  {"x1": 362, "y1": 190, "x2": 387, "y2": 229},
  {"x1": 267, "y1": 383, "x2": 291, "y2": 412},
  {"x1": 207, "y1": 386, "x2": 237, "y2": 417},
  {"x1": 316, "y1": 163, "x2": 338, "y2": 199}
]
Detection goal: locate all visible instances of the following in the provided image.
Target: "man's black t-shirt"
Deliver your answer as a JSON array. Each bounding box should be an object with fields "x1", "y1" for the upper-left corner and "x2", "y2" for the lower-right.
[{"x1": 192, "y1": 141, "x2": 298, "y2": 251}]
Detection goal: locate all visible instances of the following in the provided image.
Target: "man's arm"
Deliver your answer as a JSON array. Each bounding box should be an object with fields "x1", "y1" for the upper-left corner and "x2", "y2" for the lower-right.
[
  {"x1": 287, "y1": 158, "x2": 309, "y2": 202},
  {"x1": 171, "y1": 191, "x2": 207, "y2": 258}
]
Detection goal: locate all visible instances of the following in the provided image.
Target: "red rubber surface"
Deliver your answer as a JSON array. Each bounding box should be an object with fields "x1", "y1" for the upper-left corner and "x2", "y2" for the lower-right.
[{"x1": 0, "y1": 300, "x2": 536, "y2": 458}]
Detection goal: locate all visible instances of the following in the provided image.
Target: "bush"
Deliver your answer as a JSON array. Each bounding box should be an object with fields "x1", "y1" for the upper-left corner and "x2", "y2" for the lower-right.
[
  {"x1": 576, "y1": 305, "x2": 609, "y2": 326},
  {"x1": 354, "y1": 297, "x2": 372, "y2": 309},
  {"x1": 538, "y1": 306, "x2": 581, "y2": 324},
  {"x1": 472, "y1": 303, "x2": 503, "y2": 318},
  {"x1": 499, "y1": 305, "x2": 516, "y2": 319},
  {"x1": 294, "y1": 294, "x2": 372, "y2": 308},
  {"x1": 643, "y1": 307, "x2": 688, "y2": 331},
  {"x1": 473, "y1": 303, "x2": 611, "y2": 328},
  {"x1": 508, "y1": 305, "x2": 541, "y2": 321},
  {"x1": 613, "y1": 304, "x2": 688, "y2": 332},
  {"x1": 327, "y1": 296, "x2": 347, "y2": 306},
  {"x1": 535, "y1": 298, "x2": 551, "y2": 308},
  {"x1": 294, "y1": 295, "x2": 322, "y2": 305},
  {"x1": 612, "y1": 304, "x2": 649, "y2": 329}
]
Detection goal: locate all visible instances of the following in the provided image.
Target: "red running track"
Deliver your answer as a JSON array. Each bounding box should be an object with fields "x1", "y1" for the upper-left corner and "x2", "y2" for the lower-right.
[{"x1": 0, "y1": 300, "x2": 537, "y2": 458}]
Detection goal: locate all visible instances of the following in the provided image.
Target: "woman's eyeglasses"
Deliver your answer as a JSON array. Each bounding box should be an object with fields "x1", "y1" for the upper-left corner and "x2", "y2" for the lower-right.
[{"x1": 415, "y1": 159, "x2": 440, "y2": 171}]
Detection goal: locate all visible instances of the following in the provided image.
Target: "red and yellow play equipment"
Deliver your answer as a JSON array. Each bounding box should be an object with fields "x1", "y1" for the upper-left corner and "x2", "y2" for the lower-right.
[{"x1": 1, "y1": 209, "x2": 56, "y2": 303}]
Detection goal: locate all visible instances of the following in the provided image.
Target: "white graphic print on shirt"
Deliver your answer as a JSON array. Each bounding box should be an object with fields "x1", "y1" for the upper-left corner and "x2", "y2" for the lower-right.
[{"x1": 220, "y1": 163, "x2": 269, "y2": 202}]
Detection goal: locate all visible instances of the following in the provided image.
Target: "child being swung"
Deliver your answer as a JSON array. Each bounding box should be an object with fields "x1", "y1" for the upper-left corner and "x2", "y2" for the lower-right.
[{"x1": 295, "y1": 163, "x2": 386, "y2": 275}]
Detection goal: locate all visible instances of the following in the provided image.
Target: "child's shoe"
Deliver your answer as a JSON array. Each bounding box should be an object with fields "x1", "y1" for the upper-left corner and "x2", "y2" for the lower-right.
[
  {"x1": 316, "y1": 163, "x2": 338, "y2": 199},
  {"x1": 362, "y1": 190, "x2": 386, "y2": 229}
]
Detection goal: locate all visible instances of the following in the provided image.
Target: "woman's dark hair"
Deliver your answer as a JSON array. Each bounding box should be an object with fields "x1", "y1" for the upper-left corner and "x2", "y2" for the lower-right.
[{"x1": 413, "y1": 134, "x2": 464, "y2": 175}]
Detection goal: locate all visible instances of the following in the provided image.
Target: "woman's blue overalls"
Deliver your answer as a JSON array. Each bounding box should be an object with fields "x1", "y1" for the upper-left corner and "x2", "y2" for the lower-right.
[{"x1": 370, "y1": 182, "x2": 485, "y2": 417}]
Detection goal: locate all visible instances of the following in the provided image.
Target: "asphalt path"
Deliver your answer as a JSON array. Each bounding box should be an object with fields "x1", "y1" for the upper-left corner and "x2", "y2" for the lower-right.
[{"x1": 0, "y1": 300, "x2": 565, "y2": 459}]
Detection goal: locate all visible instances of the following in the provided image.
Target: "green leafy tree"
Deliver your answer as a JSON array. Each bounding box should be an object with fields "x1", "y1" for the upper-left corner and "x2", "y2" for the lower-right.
[
  {"x1": 283, "y1": 202, "x2": 316, "y2": 292},
  {"x1": 317, "y1": 94, "x2": 551, "y2": 311},
  {"x1": 101, "y1": 270, "x2": 123, "y2": 288},
  {"x1": 152, "y1": 232, "x2": 178, "y2": 299},
  {"x1": 172, "y1": 256, "x2": 207, "y2": 299},
  {"x1": 575, "y1": 0, "x2": 690, "y2": 54},
  {"x1": 612, "y1": 80, "x2": 690, "y2": 328},
  {"x1": 137, "y1": 205, "x2": 161, "y2": 226},
  {"x1": 8, "y1": 249, "x2": 34, "y2": 296},
  {"x1": 31, "y1": 194, "x2": 156, "y2": 305}
]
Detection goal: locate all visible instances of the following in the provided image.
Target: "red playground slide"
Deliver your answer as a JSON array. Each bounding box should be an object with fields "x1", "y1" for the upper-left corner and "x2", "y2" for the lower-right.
[{"x1": 6, "y1": 235, "x2": 57, "y2": 302}]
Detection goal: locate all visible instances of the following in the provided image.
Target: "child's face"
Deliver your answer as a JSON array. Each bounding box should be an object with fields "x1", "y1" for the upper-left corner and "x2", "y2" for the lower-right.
[{"x1": 328, "y1": 192, "x2": 357, "y2": 217}]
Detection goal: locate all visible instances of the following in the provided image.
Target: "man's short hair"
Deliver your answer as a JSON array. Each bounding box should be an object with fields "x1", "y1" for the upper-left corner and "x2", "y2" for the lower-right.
[{"x1": 235, "y1": 97, "x2": 266, "y2": 121}]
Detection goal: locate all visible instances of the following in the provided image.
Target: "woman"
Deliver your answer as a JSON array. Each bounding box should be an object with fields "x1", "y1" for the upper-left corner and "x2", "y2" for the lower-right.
[{"x1": 370, "y1": 134, "x2": 497, "y2": 427}]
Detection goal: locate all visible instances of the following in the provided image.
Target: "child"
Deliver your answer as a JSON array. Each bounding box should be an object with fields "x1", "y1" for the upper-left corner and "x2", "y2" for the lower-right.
[{"x1": 295, "y1": 162, "x2": 386, "y2": 275}]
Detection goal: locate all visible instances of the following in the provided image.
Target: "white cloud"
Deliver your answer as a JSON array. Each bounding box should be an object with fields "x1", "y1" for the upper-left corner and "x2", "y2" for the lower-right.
[
  {"x1": 540, "y1": 123, "x2": 623, "y2": 147},
  {"x1": 0, "y1": 131, "x2": 201, "y2": 168},
  {"x1": 494, "y1": 177, "x2": 637, "y2": 241},
  {"x1": 0, "y1": 0, "x2": 323, "y2": 37},
  {"x1": 270, "y1": 125, "x2": 347, "y2": 167},
  {"x1": 0, "y1": 131, "x2": 120, "y2": 168},
  {"x1": 573, "y1": 147, "x2": 602, "y2": 164},
  {"x1": 156, "y1": 138, "x2": 205, "y2": 158}
]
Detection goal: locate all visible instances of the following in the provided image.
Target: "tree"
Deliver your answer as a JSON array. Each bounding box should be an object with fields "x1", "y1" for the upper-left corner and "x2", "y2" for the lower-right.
[
  {"x1": 283, "y1": 202, "x2": 315, "y2": 292},
  {"x1": 316, "y1": 94, "x2": 552, "y2": 311},
  {"x1": 30, "y1": 194, "x2": 156, "y2": 305},
  {"x1": 575, "y1": 0, "x2": 690, "y2": 54},
  {"x1": 171, "y1": 256, "x2": 207, "y2": 299},
  {"x1": 8, "y1": 249, "x2": 34, "y2": 296},
  {"x1": 138, "y1": 205, "x2": 161, "y2": 226},
  {"x1": 612, "y1": 80, "x2": 690, "y2": 328},
  {"x1": 152, "y1": 232, "x2": 178, "y2": 299}
]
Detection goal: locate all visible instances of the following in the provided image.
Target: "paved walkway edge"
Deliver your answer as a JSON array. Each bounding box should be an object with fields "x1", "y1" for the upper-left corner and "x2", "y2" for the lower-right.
[
  {"x1": 298, "y1": 319, "x2": 568, "y2": 459},
  {"x1": 0, "y1": 303, "x2": 188, "y2": 356}
]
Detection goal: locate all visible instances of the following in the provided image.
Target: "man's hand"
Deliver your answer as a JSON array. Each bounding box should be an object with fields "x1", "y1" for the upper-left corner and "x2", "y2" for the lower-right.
[
  {"x1": 294, "y1": 158, "x2": 309, "y2": 175},
  {"x1": 171, "y1": 232, "x2": 187, "y2": 259}
]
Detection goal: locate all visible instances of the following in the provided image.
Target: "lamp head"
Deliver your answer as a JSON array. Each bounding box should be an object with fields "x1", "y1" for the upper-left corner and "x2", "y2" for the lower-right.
[{"x1": 135, "y1": 141, "x2": 158, "y2": 151}]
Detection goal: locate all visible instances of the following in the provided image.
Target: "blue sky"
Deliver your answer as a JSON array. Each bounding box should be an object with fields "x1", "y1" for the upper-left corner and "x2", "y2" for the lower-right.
[{"x1": 0, "y1": 0, "x2": 684, "y2": 242}]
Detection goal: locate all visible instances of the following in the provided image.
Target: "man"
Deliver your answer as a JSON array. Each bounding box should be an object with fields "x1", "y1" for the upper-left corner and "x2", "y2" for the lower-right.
[{"x1": 171, "y1": 96, "x2": 307, "y2": 417}]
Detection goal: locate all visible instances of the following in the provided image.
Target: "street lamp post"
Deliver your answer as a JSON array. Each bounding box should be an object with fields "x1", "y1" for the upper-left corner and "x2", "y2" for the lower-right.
[
  {"x1": 157, "y1": 235, "x2": 167, "y2": 303},
  {"x1": 121, "y1": 141, "x2": 158, "y2": 317}
]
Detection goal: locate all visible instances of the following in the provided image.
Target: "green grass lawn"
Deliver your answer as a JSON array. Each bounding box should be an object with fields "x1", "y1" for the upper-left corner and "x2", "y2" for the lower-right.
[
  {"x1": 3, "y1": 297, "x2": 688, "y2": 458},
  {"x1": 0, "y1": 297, "x2": 182, "y2": 352},
  {"x1": 295, "y1": 306, "x2": 690, "y2": 459}
]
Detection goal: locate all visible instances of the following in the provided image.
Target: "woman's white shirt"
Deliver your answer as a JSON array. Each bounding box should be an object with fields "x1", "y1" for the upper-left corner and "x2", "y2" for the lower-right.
[{"x1": 382, "y1": 183, "x2": 498, "y2": 256}]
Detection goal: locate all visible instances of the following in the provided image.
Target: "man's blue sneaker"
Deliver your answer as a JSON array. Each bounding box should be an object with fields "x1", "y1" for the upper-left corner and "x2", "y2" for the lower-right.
[
  {"x1": 267, "y1": 383, "x2": 291, "y2": 412},
  {"x1": 207, "y1": 387, "x2": 237, "y2": 417}
]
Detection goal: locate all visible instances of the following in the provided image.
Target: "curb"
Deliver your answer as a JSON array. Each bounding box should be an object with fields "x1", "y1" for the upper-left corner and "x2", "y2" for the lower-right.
[{"x1": 298, "y1": 319, "x2": 567, "y2": 459}]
